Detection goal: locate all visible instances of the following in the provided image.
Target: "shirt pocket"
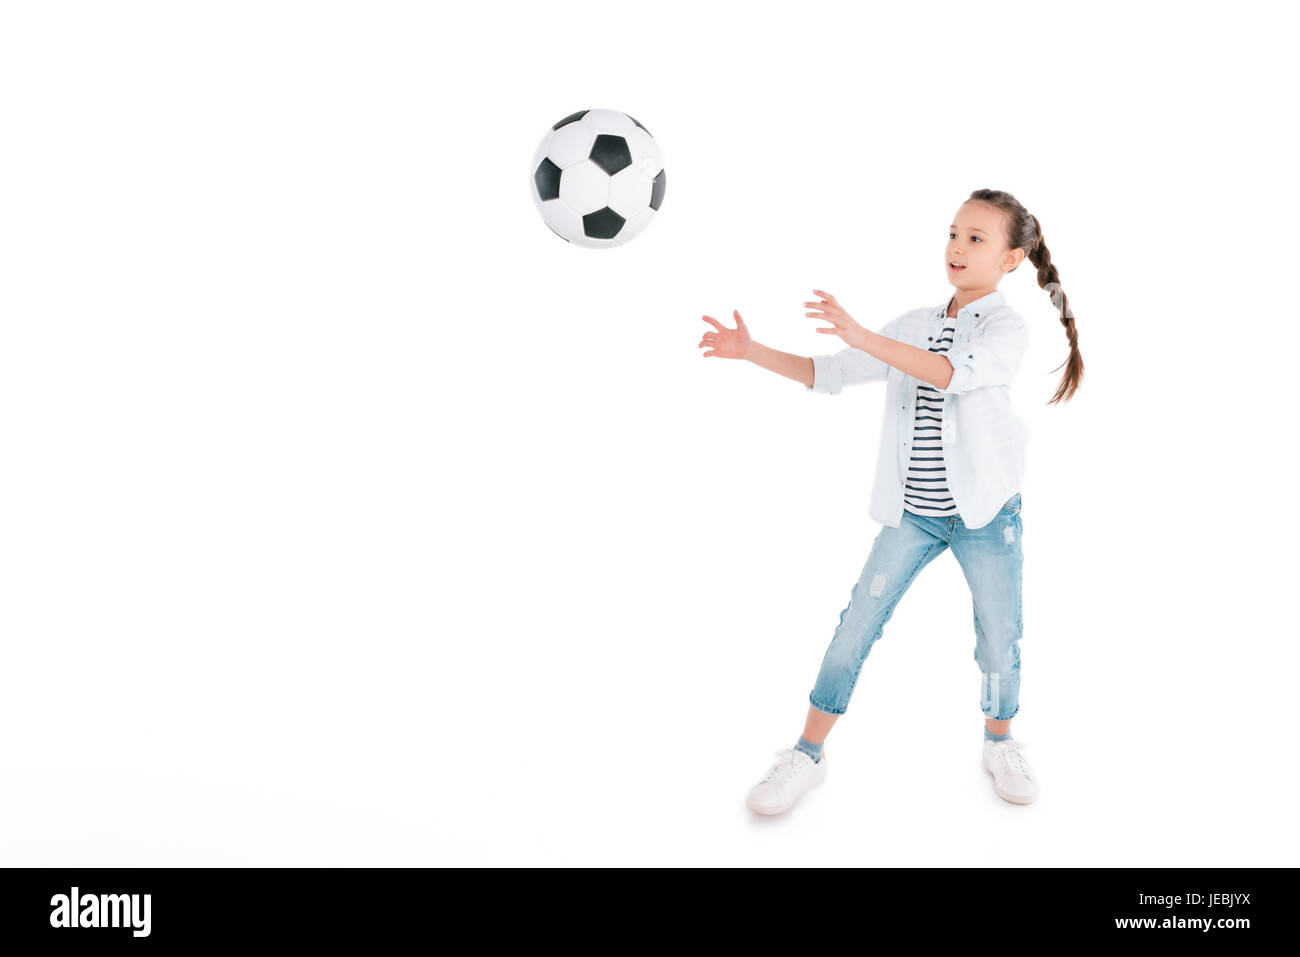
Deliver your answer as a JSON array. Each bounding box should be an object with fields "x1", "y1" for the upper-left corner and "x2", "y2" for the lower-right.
[{"x1": 946, "y1": 329, "x2": 973, "y2": 363}]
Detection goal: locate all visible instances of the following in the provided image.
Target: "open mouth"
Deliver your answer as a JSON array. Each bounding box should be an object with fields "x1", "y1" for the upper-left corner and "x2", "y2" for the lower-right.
[{"x1": 948, "y1": 261, "x2": 966, "y2": 272}]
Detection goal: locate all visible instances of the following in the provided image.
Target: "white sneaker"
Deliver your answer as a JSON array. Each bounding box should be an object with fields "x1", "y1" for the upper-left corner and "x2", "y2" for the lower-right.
[
  {"x1": 746, "y1": 747, "x2": 827, "y2": 815},
  {"x1": 983, "y1": 738, "x2": 1039, "y2": 804}
]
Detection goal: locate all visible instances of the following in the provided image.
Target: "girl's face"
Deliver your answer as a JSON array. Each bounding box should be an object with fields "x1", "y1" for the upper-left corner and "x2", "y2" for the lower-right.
[{"x1": 946, "y1": 201, "x2": 1025, "y2": 290}]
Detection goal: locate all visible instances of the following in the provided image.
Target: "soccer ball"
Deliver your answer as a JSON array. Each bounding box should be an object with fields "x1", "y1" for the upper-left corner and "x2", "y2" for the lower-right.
[{"x1": 530, "y1": 108, "x2": 666, "y2": 248}]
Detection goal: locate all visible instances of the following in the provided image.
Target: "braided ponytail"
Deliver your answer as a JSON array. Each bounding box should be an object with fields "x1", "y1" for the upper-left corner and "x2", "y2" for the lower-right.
[{"x1": 968, "y1": 190, "x2": 1083, "y2": 404}]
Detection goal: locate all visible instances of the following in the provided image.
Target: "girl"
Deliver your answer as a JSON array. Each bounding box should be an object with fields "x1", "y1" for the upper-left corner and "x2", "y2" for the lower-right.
[{"x1": 697, "y1": 189, "x2": 1082, "y2": 814}]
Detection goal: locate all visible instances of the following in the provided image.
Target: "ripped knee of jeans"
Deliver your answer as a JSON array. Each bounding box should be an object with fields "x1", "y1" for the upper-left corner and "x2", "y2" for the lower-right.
[{"x1": 868, "y1": 572, "x2": 886, "y2": 598}]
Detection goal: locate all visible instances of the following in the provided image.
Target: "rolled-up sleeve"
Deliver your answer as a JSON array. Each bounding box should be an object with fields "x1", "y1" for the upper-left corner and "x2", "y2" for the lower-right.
[
  {"x1": 806, "y1": 316, "x2": 903, "y2": 395},
  {"x1": 937, "y1": 310, "x2": 1028, "y2": 395}
]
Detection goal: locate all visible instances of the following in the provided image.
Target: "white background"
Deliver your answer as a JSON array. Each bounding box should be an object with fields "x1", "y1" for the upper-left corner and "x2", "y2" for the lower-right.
[{"x1": 0, "y1": 0, "x2": 1293, "y2": 866}]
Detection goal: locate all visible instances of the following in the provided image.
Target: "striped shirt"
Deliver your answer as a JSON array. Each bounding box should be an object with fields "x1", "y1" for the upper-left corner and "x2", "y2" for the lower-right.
[
  {"x1": 903, "y1": 314, "x2": 957, "y2": 517},
  {"x1": 806, "y1": 288, "x2": 1030, "y2": 530}
]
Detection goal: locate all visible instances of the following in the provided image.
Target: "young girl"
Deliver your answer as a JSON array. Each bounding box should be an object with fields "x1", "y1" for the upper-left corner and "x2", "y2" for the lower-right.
[{"x1": 698, "y1": 189, "x2": 1082, "y2": 814}]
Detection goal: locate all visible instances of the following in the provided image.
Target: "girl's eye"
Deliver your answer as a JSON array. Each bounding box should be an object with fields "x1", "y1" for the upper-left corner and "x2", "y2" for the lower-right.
[{"x1": 950, "y1": 232, "x2": 982, "y2": 242}]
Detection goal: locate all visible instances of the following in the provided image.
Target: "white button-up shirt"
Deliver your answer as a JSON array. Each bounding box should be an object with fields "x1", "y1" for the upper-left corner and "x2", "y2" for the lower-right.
[{"x1": 806, "y1": 288, "x2": 1029, "y2": 530}]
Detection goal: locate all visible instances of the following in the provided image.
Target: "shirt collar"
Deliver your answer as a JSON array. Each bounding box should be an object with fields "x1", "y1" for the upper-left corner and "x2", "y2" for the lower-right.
[{"x1": 934, "y1": 288, "x2": 1006, "y2": 321}]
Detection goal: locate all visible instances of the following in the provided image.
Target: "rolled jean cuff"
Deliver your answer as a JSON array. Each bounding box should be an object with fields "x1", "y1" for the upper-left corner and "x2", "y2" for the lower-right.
[
  {"x1": 808, "y1": 693, "x2": 846, "y2": 716},
  {"x1": 980, "y1": 672, "x2": 1019, "y2": 721}
]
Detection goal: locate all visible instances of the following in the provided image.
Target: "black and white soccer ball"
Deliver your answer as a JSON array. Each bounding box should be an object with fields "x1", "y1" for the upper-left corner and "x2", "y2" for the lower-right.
[{"x1": 530, "y1": 108, "x2": 666, "y2": 248}]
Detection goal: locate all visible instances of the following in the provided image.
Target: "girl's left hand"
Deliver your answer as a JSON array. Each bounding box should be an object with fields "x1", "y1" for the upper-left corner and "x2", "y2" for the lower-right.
[{"x1": 804, "y1": 289, "x2": 868, "y2": 351}]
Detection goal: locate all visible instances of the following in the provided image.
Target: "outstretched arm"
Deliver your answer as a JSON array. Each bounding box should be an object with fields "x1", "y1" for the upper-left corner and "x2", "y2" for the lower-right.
[
  {"x1": 807, "y1": 290, "x2": 1028, "y2": 394},
  {"x1": 854, "y1": 329, "x2": 955, "y2": 389},
  {"x1": 806, "y1": 288, "x2": 952, "y2": 388}
]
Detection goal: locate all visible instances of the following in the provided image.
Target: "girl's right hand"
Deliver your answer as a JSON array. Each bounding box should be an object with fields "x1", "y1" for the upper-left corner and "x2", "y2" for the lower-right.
[{"x1": 698, "y1": 310, "x2": 752, "y2": 360}]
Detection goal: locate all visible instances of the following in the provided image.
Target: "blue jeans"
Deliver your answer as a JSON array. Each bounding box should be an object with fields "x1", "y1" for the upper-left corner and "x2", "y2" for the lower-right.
[{"x1": 808, "y1": 492, "x2": 1024, "y2": 721}]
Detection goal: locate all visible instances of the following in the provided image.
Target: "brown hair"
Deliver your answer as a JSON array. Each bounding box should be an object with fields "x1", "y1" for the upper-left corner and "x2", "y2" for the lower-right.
[{"x1": 966, "y1": 188, "x2": 1082, "y2": 404}]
